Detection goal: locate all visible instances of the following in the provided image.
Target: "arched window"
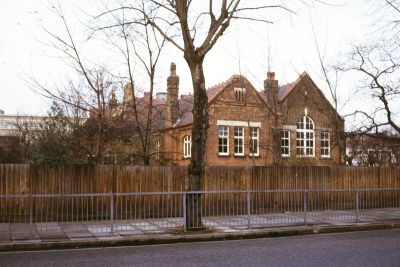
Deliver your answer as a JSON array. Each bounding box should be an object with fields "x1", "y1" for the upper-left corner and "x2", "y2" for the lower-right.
[
  {"x1": 183, "y1": 135, "x2": 191, "y2": 158},
  {"x1": 296, "y1": 116, "x2": 315, "y2": 157}
]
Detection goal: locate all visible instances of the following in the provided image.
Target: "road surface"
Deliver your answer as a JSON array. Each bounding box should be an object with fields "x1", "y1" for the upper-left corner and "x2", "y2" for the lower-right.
[{"x1": 1, "y1": 229, "x2": 400, "y2": 266}]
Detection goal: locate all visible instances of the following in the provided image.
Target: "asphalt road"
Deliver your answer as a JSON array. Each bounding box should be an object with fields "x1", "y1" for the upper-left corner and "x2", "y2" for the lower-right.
[{"x1": 1, "y1": 229, "x2": 400, "y2": 267}]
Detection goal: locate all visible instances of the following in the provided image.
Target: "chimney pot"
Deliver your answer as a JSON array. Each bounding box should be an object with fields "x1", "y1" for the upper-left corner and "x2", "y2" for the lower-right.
[
  {"x1": 267, "y1": 71, "x2": 275, "y2": 80},
  {"x1": 170, "y1": 62, "x2": 176, "y2": 76}
]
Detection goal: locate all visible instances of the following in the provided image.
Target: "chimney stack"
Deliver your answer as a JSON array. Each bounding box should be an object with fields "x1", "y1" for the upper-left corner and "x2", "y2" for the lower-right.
[
  {"x1": 165, "y1": 62, "x2": 179, "y2": 128},
  {"x1": 123, "y1": 83, "x2": 134, "y2": 105},
  {"x1": 264, "y1": 71, "x2": 279, "y2": 104},
  {"x1": 108, "y1": 91, "x2": 117, "y2": 117},
  {"x1": 123, "y1": 82, "x2": 134, "y2": 115}
]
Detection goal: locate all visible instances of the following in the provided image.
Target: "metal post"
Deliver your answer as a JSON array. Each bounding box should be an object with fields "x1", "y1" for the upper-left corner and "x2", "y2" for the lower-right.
[
  {"x1": 183, "y1": 193, "x2": 187, "y2": 232},
  {"x1": 355, "y1": 190, "x2": 360, "y2": 223},
  {"x1": 29, "y1": 194, "x2": 33, "y2": 225},
  {"x1": 247, "y1": 191, "x2": 251, "y2": 229},
  {"x1": 303, "y1": 190, "x2": 308, "y2": 226},
  {"x1": 110, "y1": 192, "x2": 114, "y2": 234}
]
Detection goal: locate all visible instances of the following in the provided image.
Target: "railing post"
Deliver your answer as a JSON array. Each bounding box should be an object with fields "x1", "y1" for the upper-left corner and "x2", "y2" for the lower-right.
[
  {"x1": 247, "y1": 191, "x2": 251, "y2": 229},
  {"x1": 110, "y1": 192, "x2": 114, "y2": 234},
  {"x1": 303, "y1": 190, "x2": 308, "y2": 226},
  {"x1": 29, "y1": 194, "x2": 33, "y2": 225},
  {"x1": 355, "y1": 190, "x2": 360, "y2": 223},
  {"x1": 183, "y1": 193, "x2": 187, "y2": 232}
]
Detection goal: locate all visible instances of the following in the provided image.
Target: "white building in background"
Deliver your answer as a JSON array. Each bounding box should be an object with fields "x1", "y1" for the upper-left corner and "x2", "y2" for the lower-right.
[{"x1": 0, "y1": 113, "x2": 47, "y2": 136}]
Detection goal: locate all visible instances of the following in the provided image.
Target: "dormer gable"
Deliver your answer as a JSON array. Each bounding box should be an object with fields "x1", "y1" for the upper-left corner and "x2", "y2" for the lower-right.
[{"x1": 208, "y1": 75, "x2": 267, "y2": 108}]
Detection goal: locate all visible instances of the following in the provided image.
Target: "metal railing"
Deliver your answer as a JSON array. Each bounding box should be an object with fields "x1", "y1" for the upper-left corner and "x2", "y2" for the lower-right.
[{"x1": 0, "y1": 189, "x2": 399, "y2": 235}]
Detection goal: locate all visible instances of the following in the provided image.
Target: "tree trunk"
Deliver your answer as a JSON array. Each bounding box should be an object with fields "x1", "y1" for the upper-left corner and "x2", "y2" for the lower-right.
[
  {"x1": 185, "y1": 56, "x2": 208, "y2": 229},
  {"x1": 143, "y1": 155, "x2": 150, "y2": 166}
]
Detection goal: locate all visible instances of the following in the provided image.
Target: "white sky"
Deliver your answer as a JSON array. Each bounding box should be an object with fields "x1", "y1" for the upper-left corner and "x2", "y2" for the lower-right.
[{"x1": 0, "y1": 0, "x2": 377, "y2": 126}]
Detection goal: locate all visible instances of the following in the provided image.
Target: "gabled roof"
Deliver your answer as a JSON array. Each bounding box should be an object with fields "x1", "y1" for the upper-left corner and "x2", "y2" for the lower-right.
[
  {"x1": 173, "y1": 74, "x2": 269, "y2": 127},
  {"x1": 206, "y1": 74, "x2": 244, "y2": 103},
  {"x1": 275, "y1": 71, "x2": 344, "y2": 121},
  {"x1": 276, "y1": 72, "x2": 307, "y2": 102},
  {"x1": 123, "y1": 71, "x2": 340, "y2": 130}
]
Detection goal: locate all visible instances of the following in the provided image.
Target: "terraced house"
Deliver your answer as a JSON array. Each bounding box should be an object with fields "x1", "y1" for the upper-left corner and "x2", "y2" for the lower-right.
[{"x1": 151, "y1": 63, "x2": 345, "y2": 166}]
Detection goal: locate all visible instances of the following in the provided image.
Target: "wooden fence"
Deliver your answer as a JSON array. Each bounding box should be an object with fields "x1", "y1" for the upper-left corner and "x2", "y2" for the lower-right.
[
  {"x1": 1, "y1": 164, "x2": 399, "y2": 222},
  {"x1": 1, "y1": 164, "x2": 400, "y2": 194}
]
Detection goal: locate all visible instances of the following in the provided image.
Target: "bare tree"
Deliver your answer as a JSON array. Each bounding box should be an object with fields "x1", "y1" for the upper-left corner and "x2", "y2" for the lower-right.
[
  {"x1": 96, "y1": 0, "x2": 292, "y2": 229},
  {"x1": 337, "y1": 1, "x2": 400, "y2": 164},
  {"x1": 32, "y1": 2, "x2": 170, "y2": 165},
  {"x1": 27, "y1": 3, "x2": 122, "y2": 163},
  {"x1": 99, "y1": 2, "x2": 168, "y2": 165},
  {"x1": 342, "y1": 41, "x2": 400, "y2": 138},
  {"x1": 346, "y1": 130, "x2": 399, "y2": 166},
  {"x1": 370, "y1": 0, "x2": 400, "y2": 38},
  {"x1": 311, "y1": 28, "x2": 346, "y2": 164}
]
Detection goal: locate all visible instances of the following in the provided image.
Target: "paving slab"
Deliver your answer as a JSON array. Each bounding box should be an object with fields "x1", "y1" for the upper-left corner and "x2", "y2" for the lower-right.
[
  {"x1": 118, "y1": 231, "x2": 143, "y2": 236},
  {"x1": 0, "y1": 208, "x2": 398, "y2": 252},
  {"x1": 66, "y1": 232, "x2": 94, "y2": 238}
]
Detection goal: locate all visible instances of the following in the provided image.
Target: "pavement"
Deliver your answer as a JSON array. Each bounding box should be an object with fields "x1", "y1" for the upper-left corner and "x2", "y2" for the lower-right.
[{"x1": 1, "y1": 208, "x2": 400, "y2": 251}]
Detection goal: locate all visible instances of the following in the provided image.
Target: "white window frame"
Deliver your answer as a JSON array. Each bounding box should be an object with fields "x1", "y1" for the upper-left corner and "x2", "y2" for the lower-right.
[
  {"x1": 155, "y1": 140, "x2": 160, "y2": 159},
  {"x1": 249, "y1": 127, "x2": 259, "y2": 156},
  {"x1": 183, "y1": 135, "x2": 191, "y2": 159},
  {"x1": 320, "y1": 132, "x2": 330, "y2": 158},
  {"x1": 218, "y1": 126, "x2": 229, "y2": 156},
  {"x1": 296, "y1": 116, "x2": 315, "y2": 157},
  {"x1": 234, "y1": 126, "x2": 244, "y2": 156},
  {"x1": 281, "y1": 130, "x2": 290, "y2": 157}
]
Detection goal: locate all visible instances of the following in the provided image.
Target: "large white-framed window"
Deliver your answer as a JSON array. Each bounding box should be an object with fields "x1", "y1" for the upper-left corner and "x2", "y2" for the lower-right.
[
  {"x1": 155, "y1": 140, "x2": 160, "y2": 159},
  {"x1": 249, "y1": 127, "x2": 259, "y2": 156},
  {"x1": 320, "y1": 132, "x2": 330, "y2": 158},
  {"x1": 281, "y1": 130, "x2": 290, "y2": 157},
  {"x1": 234, "y1": 126, "x2": 244, "y2": 156},
  {"x1": 296, "y1": 116, "x2": 315, "y2": 157},
  {"x1": 183, "y1": 135, "x2": 191, "y2": 158},
  {"x1": 218, "y1": 126, "x2": 229, "y2": 156}
]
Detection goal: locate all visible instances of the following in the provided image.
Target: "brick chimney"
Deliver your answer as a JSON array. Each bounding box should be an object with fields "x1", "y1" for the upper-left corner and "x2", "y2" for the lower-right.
[
  {"x1": 264, "y1": 71, "x2": 279, "y2": 105},
  {"x1": 122, "y1": 82, "x2": 135, "y2": 116},
  {"x1": 165, "y1": 62, "x2": 179, "y2": 128},
  {"x1": 108, "y1": 91, "x2": 117, "y2": 117},
  {"x1": 123, "y1": 83, "x2": 134, "y2": 105}
]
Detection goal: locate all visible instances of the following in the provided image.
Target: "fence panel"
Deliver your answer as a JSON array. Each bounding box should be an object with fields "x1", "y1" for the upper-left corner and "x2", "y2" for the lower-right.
[{"x1": 1, "y1": 165, "x2": 400, "y2": 222}]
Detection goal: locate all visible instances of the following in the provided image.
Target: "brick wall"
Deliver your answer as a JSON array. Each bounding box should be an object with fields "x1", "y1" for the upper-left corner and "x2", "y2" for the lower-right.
[
  {"x1": 277, "y1": 75, "x2": 344, "y2": 165},
  {"x1": 159, "y1": 74, "x2": 344, "y2": 166}
]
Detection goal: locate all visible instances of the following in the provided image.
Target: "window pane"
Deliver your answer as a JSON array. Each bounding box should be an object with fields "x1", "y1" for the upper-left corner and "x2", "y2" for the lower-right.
[
  {"x1": 218, "y1": 126, "x2": 229, "y2": 155},
  {"x1": 281, "y1": 130, "x2": 290, "y2": 157},
  {"x1": 321, "y1": 132, "x2": 330, "y2": 157},
  {"x1": 250, "y1": 127, "x2": 259, "y2": 156},
  {"x1": 183, "y1": 135, "x2": 191, "y2": 158},
  {"x1": 234, "y1": 126, "x2": 244, "y2": 155}
]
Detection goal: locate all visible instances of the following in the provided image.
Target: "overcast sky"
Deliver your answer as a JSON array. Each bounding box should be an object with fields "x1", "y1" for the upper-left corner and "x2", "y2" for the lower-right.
[{"x1": 0, "y1": 0, "x2": 376, "y2": 123}]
